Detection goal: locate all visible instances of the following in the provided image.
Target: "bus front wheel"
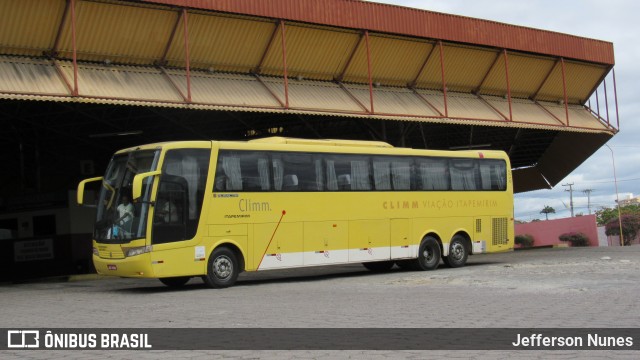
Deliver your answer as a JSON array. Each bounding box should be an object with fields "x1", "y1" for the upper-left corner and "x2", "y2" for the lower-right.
[
  {"x1": 411, "y1": 236, "x2": 441, "y2": 271},
  {"x1": 202, "y1": 247, "x2": 239, "y2": 288}
]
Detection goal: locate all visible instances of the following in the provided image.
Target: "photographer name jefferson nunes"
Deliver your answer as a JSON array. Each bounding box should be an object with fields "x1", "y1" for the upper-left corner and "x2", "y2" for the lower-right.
[{"x1": 383, "y1": 198, "x2": 499, "y2": 210}]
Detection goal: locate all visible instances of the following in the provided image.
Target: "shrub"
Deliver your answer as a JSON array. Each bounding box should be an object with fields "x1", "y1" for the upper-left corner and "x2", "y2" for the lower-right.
[
  {"x1": 604, "y1": 214, "x2": 640, "y2": 246},
  {"x1": 515, "y1": 234, "x2": 534, "y2": 247},
  {"x1": 558, "y1": 232, "x2": 590, "y2": 247}
]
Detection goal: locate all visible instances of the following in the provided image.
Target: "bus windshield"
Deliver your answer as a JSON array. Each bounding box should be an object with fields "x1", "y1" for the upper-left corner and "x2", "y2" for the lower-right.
[{"x1": 95, "y1": 150, "x2": 159, "y2": 243}]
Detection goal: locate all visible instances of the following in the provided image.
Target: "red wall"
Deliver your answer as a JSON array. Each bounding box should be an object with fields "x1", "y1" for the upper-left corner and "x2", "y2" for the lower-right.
[{"x1": 515, "y1": 215, "x2": 599, "y2": 247}]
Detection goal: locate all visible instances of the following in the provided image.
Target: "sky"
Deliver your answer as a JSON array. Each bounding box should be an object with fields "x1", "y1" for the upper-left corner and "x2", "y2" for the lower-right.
[{"x1": 375, "y1": 0, "x2": 640, "y2": 221}]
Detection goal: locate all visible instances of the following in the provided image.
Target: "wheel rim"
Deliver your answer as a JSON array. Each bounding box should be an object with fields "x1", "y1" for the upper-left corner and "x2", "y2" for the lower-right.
[
  {"x1": 450, "y1": 242, "x2": 465, "y2": 261},
  {"x1": 423, "y1": 247, "x2": 434, "y2": 263},
  {"x1": 213, "y1": 255, "x2": 233, "y2": 280}
]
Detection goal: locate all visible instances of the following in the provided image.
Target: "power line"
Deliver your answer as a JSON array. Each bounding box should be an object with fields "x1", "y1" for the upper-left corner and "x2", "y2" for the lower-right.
[{"x1": 579, "y1": 177, "x2": 640, "y2": 184}]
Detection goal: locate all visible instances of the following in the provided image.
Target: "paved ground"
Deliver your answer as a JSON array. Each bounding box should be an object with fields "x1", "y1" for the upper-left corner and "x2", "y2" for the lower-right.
[{"x1": 2, "y1": 246, "x2": 639, "y2": 359}]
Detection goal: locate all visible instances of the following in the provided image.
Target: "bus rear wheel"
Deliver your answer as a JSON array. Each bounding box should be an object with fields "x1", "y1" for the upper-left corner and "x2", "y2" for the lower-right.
[
  {"x1": 411, "y1": 236, "x2": 441, "y2": 271},
  {"x1": 202, "y1": 247, "x2": 239, "y2": 288},
  {"x1": 444, "y1": 235, "x2": 469, "y2": 268},
  {"x1": 362, "y1": 261, "x2": 394, "y2": 272},
  {"x1": 159, "y1": 276, "x2": 191, "y2": 288}
]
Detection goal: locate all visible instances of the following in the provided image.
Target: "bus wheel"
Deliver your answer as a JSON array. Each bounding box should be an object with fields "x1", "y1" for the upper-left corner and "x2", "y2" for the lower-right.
[
  {"x1": 412, "y1": 236, "x2": 441, "y2": 271},
  {"x1": 202, "y1": 247, "x2": 239, "y2": 288},
  {"x1": 362, "y1": 261, "x2": 394, "y2": 272},
  {"x1": 445, "y1": 235, "x2": 469, "y2": 268},
  {"x1": 159, "y1": 276, "x2": 190, "y2": 288}
]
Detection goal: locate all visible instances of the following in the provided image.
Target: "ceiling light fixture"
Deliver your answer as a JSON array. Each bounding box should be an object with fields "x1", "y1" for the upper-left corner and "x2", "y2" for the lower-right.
[{"x1": 89, "y1": 130, "x2": 143, "y2": 138}]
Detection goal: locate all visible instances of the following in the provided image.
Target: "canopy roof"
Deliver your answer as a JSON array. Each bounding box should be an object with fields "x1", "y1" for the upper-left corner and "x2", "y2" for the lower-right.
[{"x1": 0, "y1": 0, "x2": 618, "y2": 194}]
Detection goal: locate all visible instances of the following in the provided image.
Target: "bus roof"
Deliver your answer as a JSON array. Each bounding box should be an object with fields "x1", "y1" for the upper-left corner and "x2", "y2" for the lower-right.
[{"x1": 249, "y1": 137, "x2": 393, "y2": 148}]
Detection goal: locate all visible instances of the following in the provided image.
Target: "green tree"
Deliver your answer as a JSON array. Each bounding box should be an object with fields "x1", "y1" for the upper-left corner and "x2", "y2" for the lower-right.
[
  {"x1": 540, "y1": 205, "x2": 555, "y2": 220},
  {"x1": 595, "y1": 204, "x2": 640, "y2": 226}
]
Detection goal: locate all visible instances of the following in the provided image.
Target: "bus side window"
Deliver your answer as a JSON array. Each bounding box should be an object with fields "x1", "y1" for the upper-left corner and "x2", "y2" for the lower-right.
[
  {"x1": 450, "y1": 159, "x2": 479, "y2": 191},
  {"x1": 479, "y1": 159, "x2": 506, "y2": 191},
  {"x1": 337, "y1": 174, "x2": 351, "y2": 190},
  {"x1": 283, "y1": 174, "x2": 299, "y2": 191},
  {"x1": 417, "y1": 158, "x2": 450, "y2": 191}
]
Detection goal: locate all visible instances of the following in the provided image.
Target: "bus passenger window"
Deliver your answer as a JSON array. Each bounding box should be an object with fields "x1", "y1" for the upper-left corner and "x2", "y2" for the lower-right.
[
  {"x1": 391, "y1": 161, "x2": 412, "y2": 190},
  {"x1": 417, "y1": 158, "x2": 450, "y2": 191},
  {"x1": 283, "y1": 174, "x2": 299, "y2": 191},
  {"x1": 450, "y1": 159, "x2": 479, "y2": 191},
  {"x1": 479, "y1": 160, "x2": 506, "y2": 191},
  {"x1": 337, "y1": 174, "x2": 351, "y2": 190},
  {"x1": 373, "y1": 160, "x2": 391, "y2": 190}
]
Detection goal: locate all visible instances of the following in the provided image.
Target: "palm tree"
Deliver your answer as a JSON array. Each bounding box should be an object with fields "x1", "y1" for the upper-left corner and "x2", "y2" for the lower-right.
[{"x1": 540, "y1": 205, "x2": 556, "y2": 220}]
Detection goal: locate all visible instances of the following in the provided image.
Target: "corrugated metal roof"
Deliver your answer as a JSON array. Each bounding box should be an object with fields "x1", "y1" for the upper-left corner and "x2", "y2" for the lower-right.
[
  {"x1": 340, "y1": 84, "x2": 437, "y2": 116},
  {"x1": 341, "y1": 35, "x2": 433, "y2": 87},
  {"x1": 262, "y1": 78, "x2": 365, "y2": 112},
  {"x1": 483, "y1": 97, "x2": 563, "y2": 126},
  {"x1": 415, "y1": 91, "x2": 504, "y2": 121},
  {"x1": 0, "y1": 0, "x2": 614, "y2": 106},
  {"x1": 169, "y1": 72, "x2": 282, "y2": 107},
  {"x1": 0, "y1": 0, "x2": 66, "y2": 57},
  {"x1": 564, "y1": 61, "x2": 609, "y2": 103},
  {"x1": 537, "y1": 101, "x2": 609, "y2": 130},
  {"x1": 165, "y1": 13, "x2": 276, "y2": 72},
  {"x1": 0, "y1": 56, "x2": 613, "y2": 134},
  {"x1": 0, "y1": 57, "x2": 69, "y2": 95},
  {"x1": 262, "y1": 23, "x2": 360, "y2": 80},
  {"x1": 438, "y1": 45, "x2": 498, "y2": 93},
  {"x1": 506, "y1": 54, "x2": 556, "y2": 98},
  {"x1": 148, "y1": 0, "x2": 614, "y2": 65},
  {"x1": 56, "y1": 1, "x2": 177, "y2": 64},
  {"x1": 58, "y1": 62, "x2": 182, "y2": 102}
]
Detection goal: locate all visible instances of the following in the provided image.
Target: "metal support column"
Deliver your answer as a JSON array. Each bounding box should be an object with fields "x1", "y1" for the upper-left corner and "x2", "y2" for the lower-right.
[
  {"x1": 604, "y1": 78, "x2": 610, "y2": 125},
  {"x1": 613, "y1": 68, "x2": 620, "y2": 130},
  {"x1": 70, "y1": 0, "x2": 78, "y2": 96},
  {"x1": 504, "y1": 49, "x2": 513, "y2": 121},
  {"x1": 182, "y1": 9, "x2": 192, "y2": 103},
  {"x1": 280, "y1": 20, "x2": 289, "y2": 109},
  {"x1": 365, "y1": 30, "x2": 374, "y2": 114},
  {"x1": 438, "y1": 41, "x2": 448, "y2": 117},
  {"x1": 560, "y1": 58, "x2": 569, "y2": 126}
]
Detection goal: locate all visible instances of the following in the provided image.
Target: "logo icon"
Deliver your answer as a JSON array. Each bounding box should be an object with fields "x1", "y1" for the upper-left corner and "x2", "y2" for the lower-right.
[{"x1": 7, "y1": 330, "x2": 39, "y2": 348}]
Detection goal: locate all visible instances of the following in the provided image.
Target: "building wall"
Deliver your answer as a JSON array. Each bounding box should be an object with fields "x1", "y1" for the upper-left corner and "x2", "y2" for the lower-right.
[{"x1": 515, "y1": 215, "x2": 599, "y2": 247}]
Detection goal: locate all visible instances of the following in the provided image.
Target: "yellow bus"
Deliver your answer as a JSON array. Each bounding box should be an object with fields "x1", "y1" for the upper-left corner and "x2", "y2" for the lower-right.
[{"x1": 77, "y1": 137, "x2": 513, "y2": 288}]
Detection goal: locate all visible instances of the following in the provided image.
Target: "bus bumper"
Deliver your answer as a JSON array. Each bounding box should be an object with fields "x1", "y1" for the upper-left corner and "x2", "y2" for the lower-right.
[{"x1": 93, "y1": 253, "x2": 156, "y2": 278}]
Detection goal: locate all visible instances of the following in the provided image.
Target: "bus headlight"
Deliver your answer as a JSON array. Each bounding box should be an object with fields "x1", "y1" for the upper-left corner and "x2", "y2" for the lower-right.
[
  {"x1": 93, "y1": 247, "x2": 99, "y2": 256},
  {"x1": 123, "y1": 245, "x2": 153, "y2": 257}
]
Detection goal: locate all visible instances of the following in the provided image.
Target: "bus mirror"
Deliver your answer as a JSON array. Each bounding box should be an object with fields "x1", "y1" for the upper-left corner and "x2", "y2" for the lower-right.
[
  {"x1": 132, "y1": 170, "x2": 161, "y2": 201},
  {"x1": 77, "y1": 177, "x2": 103, "y2": 205}
]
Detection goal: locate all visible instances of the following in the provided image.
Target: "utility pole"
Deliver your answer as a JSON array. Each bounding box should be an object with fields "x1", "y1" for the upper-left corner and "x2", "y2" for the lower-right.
[
  {"x1": 582, "y1": 189, "x2": 594, "y2": 215},
  {"x1": 563, "y1": 183, "x2": 575, "y2": 217}
]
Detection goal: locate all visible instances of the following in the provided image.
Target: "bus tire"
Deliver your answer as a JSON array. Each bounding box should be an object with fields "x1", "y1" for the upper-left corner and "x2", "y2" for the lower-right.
[
  {"x1": 159, "y1": 276, "x2": 190, "y2": 288},
  {"x1": 445, "y1": 235, "x2": 469, "y2": 268},
  {"x1": 362, "y1": 261, "x2": 394, "y2": 272},
  {"x1": 202, "y1": 247, "x2": 239, "y2": 288},
  {"x1": 411, "y1": 236, "x2": 441, "y2": 271}
]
